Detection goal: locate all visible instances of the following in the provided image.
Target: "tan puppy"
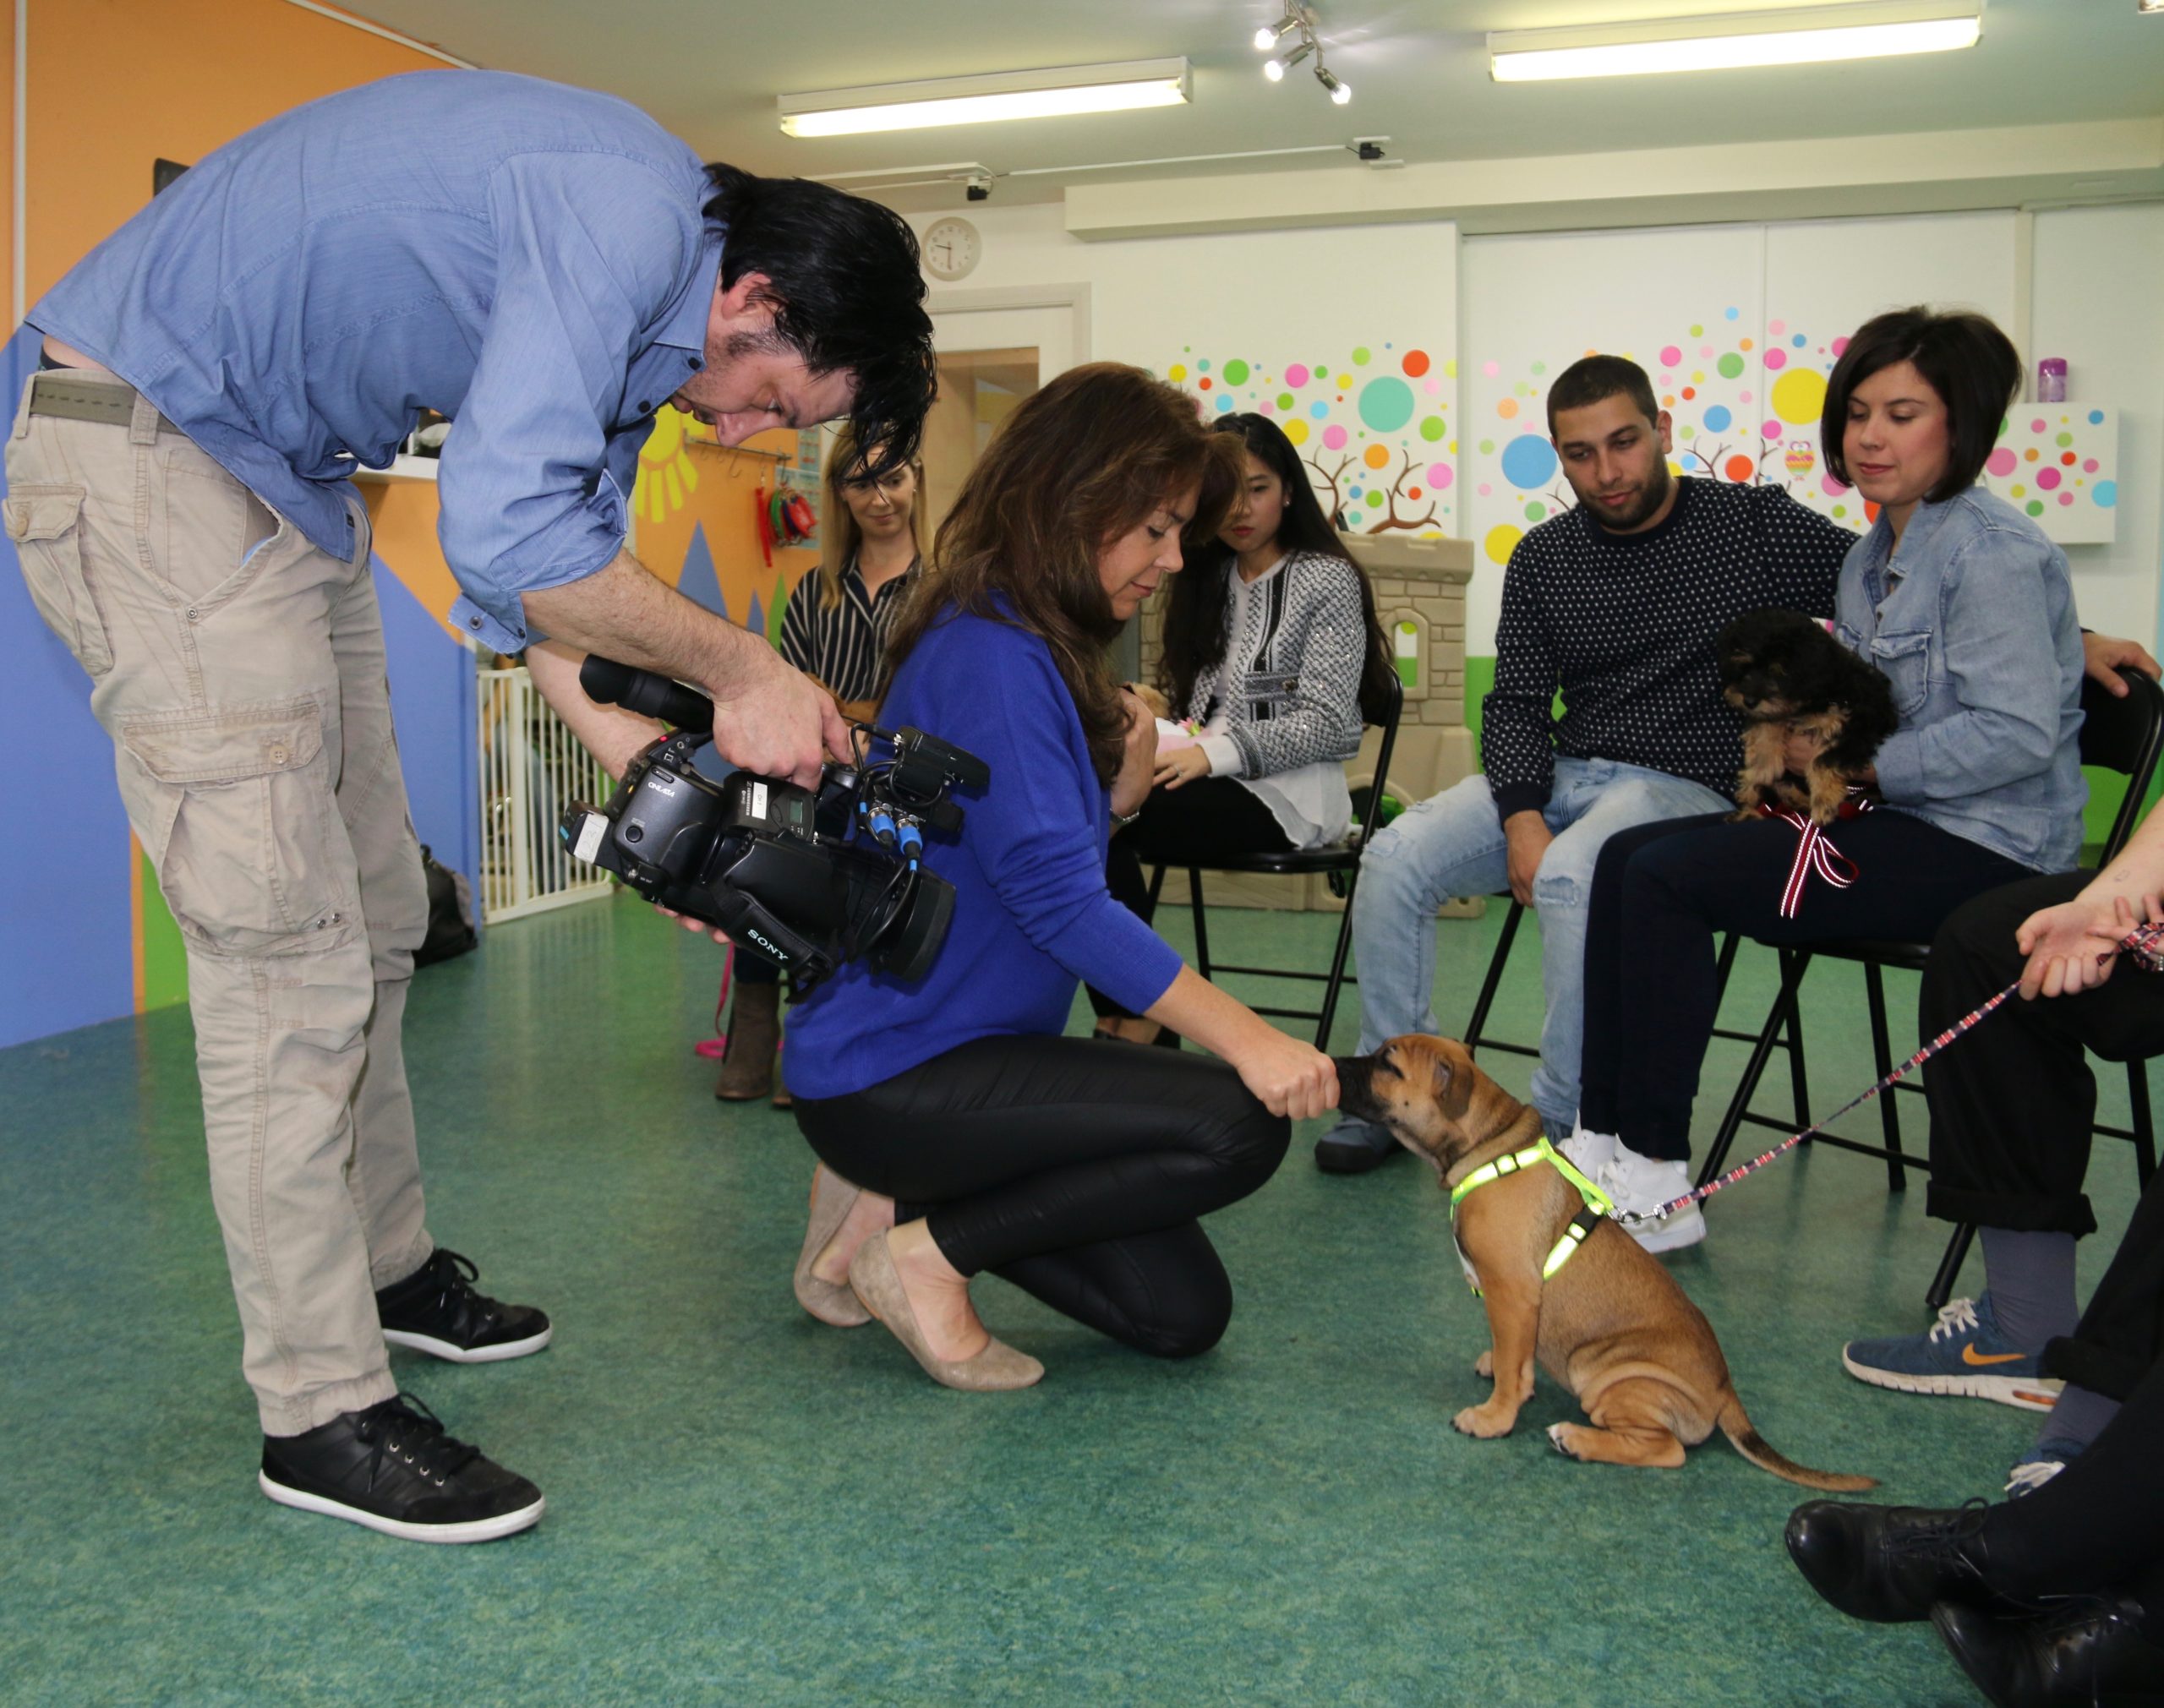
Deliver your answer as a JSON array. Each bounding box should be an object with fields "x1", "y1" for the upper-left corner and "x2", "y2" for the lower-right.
[
  {"x1": 1337, "y1": 1035, "x2": 1873, "y2": 1490},
  {"x1": 1125, "y1": 681, "x2": 1173, "y2": 723}
]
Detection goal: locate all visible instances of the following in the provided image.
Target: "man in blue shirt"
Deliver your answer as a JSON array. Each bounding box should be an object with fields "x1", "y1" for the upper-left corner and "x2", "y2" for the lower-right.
[{"x1": 4, "y1": 69, "x2": 934, "y2": 1544}]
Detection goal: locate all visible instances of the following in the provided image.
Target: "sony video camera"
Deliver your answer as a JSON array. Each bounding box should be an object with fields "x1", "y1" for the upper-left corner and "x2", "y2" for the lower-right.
[{"x1": 558, "y1": 657, "x2": 987, "y2": 996}]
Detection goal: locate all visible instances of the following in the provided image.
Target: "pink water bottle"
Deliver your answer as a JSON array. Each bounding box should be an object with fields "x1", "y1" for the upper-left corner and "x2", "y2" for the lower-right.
[{"x1": 2037, "y1": 358, "x2": 2067, "y2": 403}]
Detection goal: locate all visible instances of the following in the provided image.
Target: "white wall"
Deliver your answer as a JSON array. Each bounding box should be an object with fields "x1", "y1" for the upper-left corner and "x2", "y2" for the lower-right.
[
  {"x1": 1455, "y1": 209, "x2": 2163, "y2": 658},
  {"x1": 2032, "y1": 203, "x2": 2164, "y2": 649},
  {"x1": 915, "y1": 205, "x2": 1461, "y2": 533},
  {"x1": 921, "y1": 201, "x2": 2162, "y2": 665}
]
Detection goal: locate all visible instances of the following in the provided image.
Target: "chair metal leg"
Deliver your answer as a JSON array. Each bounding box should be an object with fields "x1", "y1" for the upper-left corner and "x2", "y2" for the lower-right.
[
  {"x1": 1314, "y1": 870, "x2": 1363, "y2": 1052},
  {"x1": 1861, "y1": 961, "x2": 1907, "y2": 1192},
  {"x1": 1770, "y1": 950, "x2": 1809, "y2": 1132},
  {"x1": 1928, "y1": 1222, "x2": 1975, "y2": 1312},
  {"x1": 1187, "y1": 869, "x2": 1211, "y2": 981},
  {"x1": 1462, "y1": 900, "x2": 1524, "y2": 1059},
  {"x1": 2130, "y1": 1061, "x2": 2156, "y2": 1189},
  {"x1": 1145, "y1": 865, "x2": 1167, "y2": 912},
  {"x1": 1700, "y1": 952, "x2": 1810, "y2": 1187}
]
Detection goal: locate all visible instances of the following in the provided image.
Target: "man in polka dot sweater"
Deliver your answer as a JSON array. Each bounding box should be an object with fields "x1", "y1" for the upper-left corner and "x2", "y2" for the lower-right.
[{"x1": 1316, "y1": 355, "x2": 2151, "y2": 1250}]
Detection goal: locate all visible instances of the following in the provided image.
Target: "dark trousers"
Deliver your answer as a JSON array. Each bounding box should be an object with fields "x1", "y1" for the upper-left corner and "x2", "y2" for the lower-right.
[
  {"x1": 1981, "y1": 1168, "x2": 2164, "y2": 1603},
  {"x1": 1578, "y1": 810, "x2": 2031, "y2": 1161},
  {"x1": 1922, "y1": 871, "x2": 2164, "y2": 1241},
  {"x1": 792, "y1": 1035, "x2": 1289, "y2": 1358},
  {"x1": 1089, "y1": 778, "x2": 1291, "y2": 1021}
]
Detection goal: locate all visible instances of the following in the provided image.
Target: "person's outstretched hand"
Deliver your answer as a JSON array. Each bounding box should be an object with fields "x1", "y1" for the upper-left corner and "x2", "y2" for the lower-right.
[
  {"x1": 2016, "y1": 888, "x2": 2161, "y2": 999},
  {"x1": 1230, "y1": 1026, "x2": 1338, "y2": 1121}
]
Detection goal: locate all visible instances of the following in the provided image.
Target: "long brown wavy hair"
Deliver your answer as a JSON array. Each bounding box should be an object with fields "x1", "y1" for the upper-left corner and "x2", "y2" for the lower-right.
[{"x1": 885, "y1": 363, "x2": 1240, "y2": 784}]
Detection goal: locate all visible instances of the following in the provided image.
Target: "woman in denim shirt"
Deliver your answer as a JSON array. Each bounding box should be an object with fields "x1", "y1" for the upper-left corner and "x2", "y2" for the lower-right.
[{"x1": 1560, "y1": 308, "x2": 2090, "y2": 1248}]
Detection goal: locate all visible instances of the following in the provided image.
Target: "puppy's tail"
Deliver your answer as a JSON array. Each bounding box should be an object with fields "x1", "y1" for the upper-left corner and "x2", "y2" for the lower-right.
[{"x1": 1716, "y1": 1395, "x2": 1877, "y2": 1492}]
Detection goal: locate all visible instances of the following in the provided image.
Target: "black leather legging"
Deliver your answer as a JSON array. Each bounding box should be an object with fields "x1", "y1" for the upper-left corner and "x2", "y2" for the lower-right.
[{"x1": 792, "y1": 1034, "x2": 1289, "y2": 1358}]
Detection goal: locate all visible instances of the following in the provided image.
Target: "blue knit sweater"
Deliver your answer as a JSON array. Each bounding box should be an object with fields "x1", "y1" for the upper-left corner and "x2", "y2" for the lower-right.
[{"x1": 782, "y1": 604, "x2": 1185, "y2": 1100}]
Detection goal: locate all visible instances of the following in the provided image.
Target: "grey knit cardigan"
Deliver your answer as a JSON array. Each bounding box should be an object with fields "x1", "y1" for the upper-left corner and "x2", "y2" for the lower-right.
[{"x1": 1177, "y1": 549, "x2": 1369, "y2": 780}]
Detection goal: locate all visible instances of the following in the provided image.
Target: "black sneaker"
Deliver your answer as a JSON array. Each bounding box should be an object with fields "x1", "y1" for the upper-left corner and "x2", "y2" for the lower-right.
[
  {"x1": 375, "y1": 1248, "x2": 551, "y2": 1363},
  {"x1": 259, "y1": 1394, "x2": 544, "y2": 1544}
]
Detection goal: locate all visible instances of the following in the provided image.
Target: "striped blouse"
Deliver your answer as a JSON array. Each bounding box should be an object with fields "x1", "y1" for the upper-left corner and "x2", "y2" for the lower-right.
[{"x1": 776, "y1": 557, "x2": 919, "y2": 705}]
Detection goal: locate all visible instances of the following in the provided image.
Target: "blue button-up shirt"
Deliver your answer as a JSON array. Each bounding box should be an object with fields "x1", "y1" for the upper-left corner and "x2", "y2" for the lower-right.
[
  {"x1": 1834, "y1": 485, "x2": 2086, "y2": 872},
  {"x1": 29, "y1": 70, "x2": 720, "y2": 652}
]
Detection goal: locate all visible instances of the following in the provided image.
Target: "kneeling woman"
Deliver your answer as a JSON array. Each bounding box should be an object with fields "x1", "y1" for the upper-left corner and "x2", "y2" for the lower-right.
[
  {"x1": 1572, "y1": 307, "x2": 2088, "y2": 1246},
  {"x1": 1093, "y1": 412, "x2": 1395, "y2": 1045},
  {"x1": 783, "y1": 364, "x2": 1337, "y2": 1389}
]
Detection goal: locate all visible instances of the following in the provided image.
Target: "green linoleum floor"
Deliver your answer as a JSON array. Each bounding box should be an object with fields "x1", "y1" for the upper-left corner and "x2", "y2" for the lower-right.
[{"x1": 1, "y1": 894, "x2": 2148, "y2": 1707}]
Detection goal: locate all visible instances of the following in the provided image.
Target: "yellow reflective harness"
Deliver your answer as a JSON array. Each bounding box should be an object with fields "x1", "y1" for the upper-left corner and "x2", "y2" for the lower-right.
[{"x1": 1448, "y1": 1136, "x2": 1615, "y2": 1297}]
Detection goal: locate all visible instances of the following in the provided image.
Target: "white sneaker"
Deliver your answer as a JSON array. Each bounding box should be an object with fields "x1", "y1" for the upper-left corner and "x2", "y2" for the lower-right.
[
  {"x1": 1558, "y1": 1126, "x2": 1619, "y2": 1176},
  {"x1": 1594, "y1": 1148, "x2": 1707, "y2": 1253}
]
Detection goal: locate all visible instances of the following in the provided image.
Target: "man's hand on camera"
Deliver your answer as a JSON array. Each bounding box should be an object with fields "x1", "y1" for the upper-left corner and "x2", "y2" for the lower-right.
[
  {"x1": 655, "y1": 904, "x2": 731, "y2": 946},
  {"x1": 707, "y1": 648, "x2": 851, "y2": 789}
]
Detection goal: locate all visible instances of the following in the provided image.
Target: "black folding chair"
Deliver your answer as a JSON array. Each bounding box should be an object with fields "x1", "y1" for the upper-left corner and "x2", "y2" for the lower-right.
[
  {"x1": 1701, "y1": 667, "x2": 2164, "y2": 1310},
  {"x1": 1147, "y1": 675, "x2": 1404, "y2": 1050},
  {"x1": 1462, "y1": 905, "x2": 1793, "y2": 1123}
]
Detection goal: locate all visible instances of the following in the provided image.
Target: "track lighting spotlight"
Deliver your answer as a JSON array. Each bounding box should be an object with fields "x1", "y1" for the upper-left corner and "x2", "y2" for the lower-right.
[
  {"x1": 1249, "y1": 5, "x2": 1346, "y2": 109},
  {"x1": 1254, "y1": 7, "x2": 1303, "y2": 51}
]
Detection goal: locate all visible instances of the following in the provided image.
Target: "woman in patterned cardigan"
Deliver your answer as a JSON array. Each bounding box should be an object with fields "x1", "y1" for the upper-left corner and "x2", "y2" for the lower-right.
[{"x1": 1093, "y1": 412, "x2": 1395, "y2": 1045}]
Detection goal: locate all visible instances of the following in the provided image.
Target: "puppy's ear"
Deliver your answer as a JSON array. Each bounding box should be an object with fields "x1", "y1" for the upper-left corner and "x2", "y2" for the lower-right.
[{"x1": 1435, "y1": 1056, "x2": 1473, "y2": 1121}]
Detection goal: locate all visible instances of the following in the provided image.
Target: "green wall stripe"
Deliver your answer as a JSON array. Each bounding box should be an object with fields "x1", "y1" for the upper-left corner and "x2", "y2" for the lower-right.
[{"x1": 138, "y1": 849, "x2": 189, "y2": 1013}]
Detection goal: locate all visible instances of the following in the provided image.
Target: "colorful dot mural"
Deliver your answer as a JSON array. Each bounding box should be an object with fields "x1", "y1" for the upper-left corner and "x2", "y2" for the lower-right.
[
  {"x1": 1471, "y1": 315, "x2": 2120, "y2": 548},
  {"x1": 1161, "y1": 343, "x2": 1453, "y2": 534}
]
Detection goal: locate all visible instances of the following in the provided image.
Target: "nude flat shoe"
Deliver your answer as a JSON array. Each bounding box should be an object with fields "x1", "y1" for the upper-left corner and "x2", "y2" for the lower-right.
[
  {"x1": 794, "y1": 1165, "x2": 872, "y2": 1328},
  {"x1": 846, "y1": 1231, "x2": 1044, "y2": 1392}
]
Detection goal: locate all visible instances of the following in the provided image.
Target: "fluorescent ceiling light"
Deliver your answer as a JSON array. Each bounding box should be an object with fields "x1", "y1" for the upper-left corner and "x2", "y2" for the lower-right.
[
  {"x1": 779, "y1": 59, "x2": 1191, "y2": 137},
  {"x1": 1490, "y1": 2, "x2": 1981, "y2": 82}
]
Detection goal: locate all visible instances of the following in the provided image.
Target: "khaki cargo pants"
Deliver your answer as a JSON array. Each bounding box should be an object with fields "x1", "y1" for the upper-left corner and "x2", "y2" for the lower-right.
[{"x1": 6, "y1": 372, "x2": 434, "y2": 1435}]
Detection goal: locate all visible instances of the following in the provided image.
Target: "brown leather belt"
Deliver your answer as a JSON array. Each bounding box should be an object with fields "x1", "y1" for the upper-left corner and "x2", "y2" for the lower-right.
[{"x1": 27, "y1": 369, "x2": 178, "y2": 433}]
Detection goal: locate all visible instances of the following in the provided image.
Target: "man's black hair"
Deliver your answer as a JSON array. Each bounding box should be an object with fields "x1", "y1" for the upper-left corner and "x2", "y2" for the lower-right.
[
  {"x1": 1819, "y1": 306, "x2": 2019, "y2": 501},
  {"x1": 1545, "y1": 354, "x2": 1659, "y2": 438},
  {"x1": 702, "y1": 166, "x2": 937, "y2": 472}
]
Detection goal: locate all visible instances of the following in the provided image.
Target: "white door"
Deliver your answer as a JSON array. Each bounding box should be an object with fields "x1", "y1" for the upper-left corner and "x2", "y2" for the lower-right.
[{"x1": 929, "y1": 298, "x2": 1080, "y2": 376}]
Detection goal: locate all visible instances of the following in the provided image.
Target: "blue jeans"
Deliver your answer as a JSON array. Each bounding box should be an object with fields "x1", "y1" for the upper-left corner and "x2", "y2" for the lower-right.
[{"x1": 1332, "y1": 758, "x2": 1731, "y2": 1143}]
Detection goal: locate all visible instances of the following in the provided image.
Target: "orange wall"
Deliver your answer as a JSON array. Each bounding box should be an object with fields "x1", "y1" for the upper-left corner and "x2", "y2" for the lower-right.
[
  {"x1": 25, "y1": 0, "x2": 445, "y2": 305},
  {"x1": 634, "y1": 411, "x2": 819, "y2": 630},
  {"x1": 19, "y1": 0, "x2": 790, "y2": 635},
  {"x1": 3, "y1": 3, "x2": 14, "y2": 324}
]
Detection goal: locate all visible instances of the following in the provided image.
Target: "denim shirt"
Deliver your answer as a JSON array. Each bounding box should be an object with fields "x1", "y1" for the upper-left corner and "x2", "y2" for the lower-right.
[
  {"x1": 1834, "y1": 486, "x2": 2085, "y2": 872},
  {"x1": 28, "y1": 71, "x2": 720, "y2": 653}
]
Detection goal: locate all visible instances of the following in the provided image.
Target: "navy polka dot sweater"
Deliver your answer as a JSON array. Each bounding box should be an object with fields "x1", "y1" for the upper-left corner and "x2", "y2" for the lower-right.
[{"x1": 1482, "y1": 477, "x2": 1853, "y2": 821}]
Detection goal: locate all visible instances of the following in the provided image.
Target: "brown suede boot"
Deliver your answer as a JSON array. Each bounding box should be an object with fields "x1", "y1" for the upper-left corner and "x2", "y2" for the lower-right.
[{"x1": 713, "y1": 980, "x2": 780, "y2": 1101}]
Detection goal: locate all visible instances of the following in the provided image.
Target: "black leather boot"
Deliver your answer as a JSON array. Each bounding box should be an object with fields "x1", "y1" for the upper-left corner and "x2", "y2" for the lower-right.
[
  {"x1": 1933, "y1": 1595, "x2": 2164, "y2": 1706},
  {"x1": 1785, "y1": 1499, "x2": 2013, "y2": 1623}
]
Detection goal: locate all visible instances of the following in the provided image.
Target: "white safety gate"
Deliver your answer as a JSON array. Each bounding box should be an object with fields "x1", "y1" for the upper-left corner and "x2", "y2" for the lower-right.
[{"x1": 477, "y1": 665, "x2": 615, "y2": 923}]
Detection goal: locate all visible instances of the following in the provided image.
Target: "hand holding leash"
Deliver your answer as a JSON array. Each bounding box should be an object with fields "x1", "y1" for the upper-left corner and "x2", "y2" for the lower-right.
[
  {"x1": 1615, "y1": 916, "x2": 2164, "y2": 1228},
  {"x1": 2017, "y1": 890, "x2": 2164, "y2": 999}
]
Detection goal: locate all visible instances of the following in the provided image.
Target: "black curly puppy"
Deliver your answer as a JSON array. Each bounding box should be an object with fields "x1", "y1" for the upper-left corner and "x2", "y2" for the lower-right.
[{"x1": 1718, "y1": 607, "x2": 1899, "y2": 827}]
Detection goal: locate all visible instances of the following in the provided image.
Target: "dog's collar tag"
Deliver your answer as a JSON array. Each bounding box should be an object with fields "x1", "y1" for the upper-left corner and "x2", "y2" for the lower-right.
[{"x1": 1450, "y1": 1138, "x2": 1615, "y2": 1296}]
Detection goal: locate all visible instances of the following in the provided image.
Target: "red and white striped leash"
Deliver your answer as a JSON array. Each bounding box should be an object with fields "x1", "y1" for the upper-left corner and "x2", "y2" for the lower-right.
[
  {"x1": 1762, "y1": 794, "x2": 1873, "y2": 921},
  {"x1": 1611, "y1": 916, "x2": 2164, "y2": 1227}
]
